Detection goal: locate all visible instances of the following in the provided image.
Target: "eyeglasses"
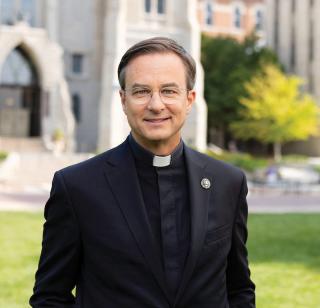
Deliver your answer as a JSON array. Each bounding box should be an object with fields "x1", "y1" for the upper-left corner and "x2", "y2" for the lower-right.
[{"x1": 123, "y1": 86, "x2": 189, "y2": 105}]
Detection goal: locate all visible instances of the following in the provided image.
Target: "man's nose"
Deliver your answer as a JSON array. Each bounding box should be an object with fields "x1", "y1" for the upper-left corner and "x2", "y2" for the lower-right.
[{"x1": 147, "y1": 91, "x2": 165, "y2": 112}]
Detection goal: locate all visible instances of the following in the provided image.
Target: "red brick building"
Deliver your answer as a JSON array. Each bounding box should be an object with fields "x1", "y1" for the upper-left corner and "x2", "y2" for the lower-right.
[{"x1": 198, "y1": 0, "x2": 266, "y2": 41}]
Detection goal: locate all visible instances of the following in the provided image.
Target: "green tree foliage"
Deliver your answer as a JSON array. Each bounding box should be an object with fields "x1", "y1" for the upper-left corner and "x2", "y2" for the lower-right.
[
  {"x1": 201, "y1": 34, "x2": 279, "y2": 145},
  {"x1": 230, "y1": 65, "x2": 320, "y2": 160}
]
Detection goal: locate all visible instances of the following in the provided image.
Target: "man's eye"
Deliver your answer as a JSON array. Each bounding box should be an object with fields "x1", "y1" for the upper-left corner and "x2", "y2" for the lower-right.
[
  {"x1": 132, "y1": 89, "x2": 150, "y2": 95},
  {"x1": 161, "y1": 88, "x2": 179, "y2": 95}
]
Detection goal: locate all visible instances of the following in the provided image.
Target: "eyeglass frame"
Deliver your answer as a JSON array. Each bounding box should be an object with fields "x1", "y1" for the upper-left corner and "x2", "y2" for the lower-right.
[{"x1": 121, "y1": 84, "x2": 191, "y2": 105}]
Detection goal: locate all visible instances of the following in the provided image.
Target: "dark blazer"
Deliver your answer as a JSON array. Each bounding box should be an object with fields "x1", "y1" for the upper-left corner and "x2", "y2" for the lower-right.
[{"x1": 30, "y1": 138, "x2": 255, "y2": 308}]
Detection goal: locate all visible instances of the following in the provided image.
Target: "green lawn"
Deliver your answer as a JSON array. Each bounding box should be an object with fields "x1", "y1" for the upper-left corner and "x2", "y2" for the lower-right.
[
  {"x1": 248, "y1": 214, "x2": 320, "y2": 308},
  {"x1": 0, "y1": 212, "x2": 319, "y2": 307}
]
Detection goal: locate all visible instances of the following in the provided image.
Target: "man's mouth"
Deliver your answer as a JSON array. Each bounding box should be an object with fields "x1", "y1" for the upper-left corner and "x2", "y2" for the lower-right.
[{"x1": 144, "y1": 117, "x2": 171, "y2": 123}]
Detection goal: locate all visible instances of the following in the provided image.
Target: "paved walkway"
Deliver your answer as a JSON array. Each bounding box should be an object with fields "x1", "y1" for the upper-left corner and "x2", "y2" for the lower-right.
[
  {"x1": 1, "y1": 152, "x2": 319, "y2": 213},
  {"x1": 1, "y1": 183, "x2": 319, "y2": 213},
  {"x1": 0, "y1": 185, "x2": 49, "y2": 211},
  {"x1": 248, "y1": 193, "x2": 320, "y2": 213}
]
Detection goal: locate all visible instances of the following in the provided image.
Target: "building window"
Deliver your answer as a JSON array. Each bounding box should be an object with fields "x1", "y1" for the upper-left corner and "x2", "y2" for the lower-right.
[
  {"x1": 205, "y1": 2, "x2": 213, "y2": 25},
  {"x1": 290, "y1": 28, "x2": 296, "y2": 68},
  {"x1": 0, "y1": 47, "x2": 37, "y2": 86},
  {"x1": 72, "y1": 94, "x2": 81, "y2": 123},
  {"x1": 144, "y1": 0, "x2": 166, "y2": 15},
  {"x1": 157, "y1": 0, "x2": 165, "y2": 14},
  {"x1": 20, "y1": 0, "x2": 36, "y2": 25},
  {"x1": 309, "y1": 19, "x2": 314, "y2": 61},
  {"x1": 255, "y1": 10, "x2": 263, "y2": 31},
  {"x1": 234, "y1": 7, "x2": 242, "y2": 28},
  {"x1": 145, "y1": 0, "x2": 151, "y2": 13},
  {"x1": 72, "y1": 54, "x2": 84, "y2": 74},
  {"x1": 0, "y1": 0, "x2": 36, "y2": 26}
]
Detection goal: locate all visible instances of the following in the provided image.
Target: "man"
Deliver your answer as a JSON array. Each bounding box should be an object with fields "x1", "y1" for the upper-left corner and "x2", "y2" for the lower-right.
[{"x1": 30, "y1": 37, "x2": 255, "y2": 307}]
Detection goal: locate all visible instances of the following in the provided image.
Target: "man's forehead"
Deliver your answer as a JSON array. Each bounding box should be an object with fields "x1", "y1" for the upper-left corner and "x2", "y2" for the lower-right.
[{"x1": 125, "y1": 53, "x2": 187, "y2": 82}]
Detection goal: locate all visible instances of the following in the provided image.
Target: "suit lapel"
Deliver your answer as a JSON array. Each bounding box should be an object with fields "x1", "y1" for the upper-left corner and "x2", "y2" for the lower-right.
[
  {"x1": 103, "y1": 141, "x2": 172, "y2": 304},
  {"x1": 174, "y1": 146, "x2": 212, "y2": 305}
]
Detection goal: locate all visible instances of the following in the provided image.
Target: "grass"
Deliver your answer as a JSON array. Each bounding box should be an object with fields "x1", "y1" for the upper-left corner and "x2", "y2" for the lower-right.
[
  {"x1": 0, "y1": 212, "x2": 43, "y2": 307},
  {"x1": 0, "y1": 212, "x2": 319, "y2": 307},
  {"x1": 248, "y1": 214, "x2": 320, "y2": 308}
]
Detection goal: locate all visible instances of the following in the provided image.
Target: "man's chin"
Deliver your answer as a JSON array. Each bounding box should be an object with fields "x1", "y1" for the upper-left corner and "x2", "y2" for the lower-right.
[{"x1": 144, "y1": 135, "x2": 169, "y2": 142}]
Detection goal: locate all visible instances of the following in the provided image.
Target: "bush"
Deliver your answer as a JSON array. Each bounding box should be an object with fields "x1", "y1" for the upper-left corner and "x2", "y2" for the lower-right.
[
  {"x1": 206, "y1": 150, "x2": 268, "y2": 172},
  {"x1": 313, "y1": 165, "x2": 320, "y2": 174},
  {"x1": 0, "y1": 151, "x2": 8, "y2": 162},
  {"x1": 280, "y1": 154, "x2": 308, "y2": 163}
]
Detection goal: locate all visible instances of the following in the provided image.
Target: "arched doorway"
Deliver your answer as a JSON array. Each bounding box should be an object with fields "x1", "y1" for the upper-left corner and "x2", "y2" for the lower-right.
[{"x1": 0, "y1": 46, "x2": 41, "y2": 137}]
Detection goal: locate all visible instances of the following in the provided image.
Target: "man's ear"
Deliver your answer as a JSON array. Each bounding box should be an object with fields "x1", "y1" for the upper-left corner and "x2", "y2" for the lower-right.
[
  {"x1": 119, "y1": 90, "x2": 127, "y2": 115},
  {"x1": 186, "y1": 90, "x2": 196, "y2": 114}
]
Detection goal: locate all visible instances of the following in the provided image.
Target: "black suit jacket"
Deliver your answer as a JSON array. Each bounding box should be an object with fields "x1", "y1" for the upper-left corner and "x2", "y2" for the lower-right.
[{"x1": 30, "y1": 138, "x2": 255, "y2": 307}]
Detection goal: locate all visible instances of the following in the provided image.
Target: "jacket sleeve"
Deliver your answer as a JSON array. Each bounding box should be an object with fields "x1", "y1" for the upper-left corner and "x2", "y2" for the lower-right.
[
  {"x1": 226, "y1": 173, "x2": 256, "y2": 308},
  {"x1": 30, "y1": 171, "x2": 81, "y2": 307}
]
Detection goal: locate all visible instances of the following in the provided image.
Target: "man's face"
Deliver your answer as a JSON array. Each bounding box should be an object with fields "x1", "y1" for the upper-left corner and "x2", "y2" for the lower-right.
[{"x1": 120, "y1": 52, "x2": 195, "y2": 153}]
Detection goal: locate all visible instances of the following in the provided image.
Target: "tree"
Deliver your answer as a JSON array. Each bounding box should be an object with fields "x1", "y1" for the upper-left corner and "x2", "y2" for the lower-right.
[
  {"x1": 230, "y1": 65, "x2": 320, "y2": 161},
  {"x1": 201, "y1": 34, "x2": 279, "y2": 147}
]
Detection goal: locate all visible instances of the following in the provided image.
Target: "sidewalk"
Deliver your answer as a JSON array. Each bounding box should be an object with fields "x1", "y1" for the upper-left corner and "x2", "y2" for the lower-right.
[
  {"x1": 0, "y1": 184, "x2": 49, "y2": 211},
  {"x1": 0, "y1": 151, "x2": 92, "y2": 211},
  {"x1": 1, "y1": 182, "x2": 320, "y2": 213},
  {"x1": 248, "y1": 193, "x2": 320, "y2": 213}
]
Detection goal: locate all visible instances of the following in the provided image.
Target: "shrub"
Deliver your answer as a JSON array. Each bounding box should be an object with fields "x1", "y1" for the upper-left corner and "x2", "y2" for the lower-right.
[
  {"x1": 206, "y1": 150, "x2": 268, "y2": 172},
  {"x1": 0, "y1": 151, "x2": 8, "y2": 162}
]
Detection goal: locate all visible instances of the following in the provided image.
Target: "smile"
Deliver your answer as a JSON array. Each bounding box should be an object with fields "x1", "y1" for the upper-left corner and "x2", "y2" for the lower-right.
[{"x1": 144, "y1": 117, "x2": 171, "y2": 123}]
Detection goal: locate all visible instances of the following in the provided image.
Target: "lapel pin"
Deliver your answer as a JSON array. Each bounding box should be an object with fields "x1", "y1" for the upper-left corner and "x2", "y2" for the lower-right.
[{"x1": 201, "y1": 178, "x2": 211, "y2": 189}]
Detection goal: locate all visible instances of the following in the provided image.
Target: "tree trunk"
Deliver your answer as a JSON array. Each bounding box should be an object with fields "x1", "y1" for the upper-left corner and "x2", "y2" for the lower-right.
[{"x1": 273, "y1": 142, "x2": 282, "y2": 162}]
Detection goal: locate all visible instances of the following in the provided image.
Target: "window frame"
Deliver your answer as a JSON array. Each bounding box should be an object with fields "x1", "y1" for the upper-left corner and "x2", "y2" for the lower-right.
[
  {"x1": 71, "y1": 53, "x2": 84, "y2": 75},
  {"x1": 144, "y1": 0, "x2": 166, "y2": 20},
  {"x1": 205, "y1": 1, "x2": 213, "y2": 26},
  {"x1": 233, "y1": 6, "x2": 242, "y2": 29},
  {"x1": 72, "y1": 93, "x2": 82, "y2": 123},
  {"x1": 255, "y1": 9, "x2": 264, "y2": 31},
  {"x1": 0, "y1": 0, "x2": 37, "y2": 26}
]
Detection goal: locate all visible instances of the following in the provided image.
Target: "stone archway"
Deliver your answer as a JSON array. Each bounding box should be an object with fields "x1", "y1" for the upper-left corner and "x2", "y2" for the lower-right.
[
  {"x1": 0, "y1": 46, "x2": 41, "y2": 137},
  {"x1": 0, "y1": 22, "x2": 75, "y2": 151}
]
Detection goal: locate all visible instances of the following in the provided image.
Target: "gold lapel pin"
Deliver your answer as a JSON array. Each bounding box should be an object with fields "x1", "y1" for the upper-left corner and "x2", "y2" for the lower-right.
[{"x1": 201, "y1": 178, "x2": 211, "y2": 189}]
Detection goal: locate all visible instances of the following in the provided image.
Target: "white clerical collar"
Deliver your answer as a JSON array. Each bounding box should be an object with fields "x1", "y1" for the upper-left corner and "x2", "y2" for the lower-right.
[
  {"x1": 128, "y1": 134, "x2": 184, "y2": 168},
  {"x1": 153, "y1": 155, "x2": 171, "y2": 167}
]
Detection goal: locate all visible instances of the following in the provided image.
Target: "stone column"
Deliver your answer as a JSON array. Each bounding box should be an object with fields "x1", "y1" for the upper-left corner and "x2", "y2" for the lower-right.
[
  {"x1": 45, "y1": 0, "x2": 59, "y2": 41},
  {"x1": 313, "y1": 0, "x2": 320, "y2": 101},
  {"x1": 177, "y1": 0, "x2": 208, "y2": 151},
  {"x1": 265, "y1": 0, "x2": 276, "y2": 50},
  {"x1": 97, "y1": 0, "x2": 127, "y2": 151}
]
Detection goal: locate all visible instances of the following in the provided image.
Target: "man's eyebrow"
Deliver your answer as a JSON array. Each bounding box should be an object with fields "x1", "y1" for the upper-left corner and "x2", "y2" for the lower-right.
[
  {"x1": 131, "y1": 83, "x2": 150, "y2": 89},
  {"x1": 130, "y1": 82, "x2": 180, "y2": 88},
  {"x1": 161, "y1": 83, "x2": 179, "y2": 87}
]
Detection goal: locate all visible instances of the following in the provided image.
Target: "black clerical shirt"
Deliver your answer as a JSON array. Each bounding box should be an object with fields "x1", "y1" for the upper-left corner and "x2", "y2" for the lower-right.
[{"x1": 128, "y1": 135, "x2": 190, "y2": 296}]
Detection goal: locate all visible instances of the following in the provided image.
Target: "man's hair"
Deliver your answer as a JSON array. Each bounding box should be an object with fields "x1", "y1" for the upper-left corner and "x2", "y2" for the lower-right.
[{"x1": 118, "y1": 37, "x2": 196, "y2": 90}]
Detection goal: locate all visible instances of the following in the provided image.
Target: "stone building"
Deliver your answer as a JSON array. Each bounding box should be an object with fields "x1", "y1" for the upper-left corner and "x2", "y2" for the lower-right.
[
  {"x1": 265, "y1": 0, "x2": 320, "y2": 155},
  {"x1": 197, "y1": 0, "x2": 266, "y2": 41},
  {"x1": 0, "y1": 0, "x2": 207, "y2": 153}
]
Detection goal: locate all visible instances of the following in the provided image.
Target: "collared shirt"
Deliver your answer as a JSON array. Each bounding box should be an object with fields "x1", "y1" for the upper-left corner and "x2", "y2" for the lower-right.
[{"x1": 128, "y1": 134, "x2": 190, "y2": 296}]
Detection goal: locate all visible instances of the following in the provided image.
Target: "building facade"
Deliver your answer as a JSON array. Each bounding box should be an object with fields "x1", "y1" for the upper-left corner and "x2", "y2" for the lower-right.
[
  {"x1": 198, "y1": 0, "x2": 266, "y2": 41},
  {"x1": 265, "y1": 0, "x2": 320, "y2": 155},
  {"x1": 0, "y1": 0, "x2": 207, "y2": 153}
]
